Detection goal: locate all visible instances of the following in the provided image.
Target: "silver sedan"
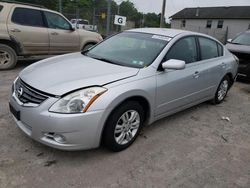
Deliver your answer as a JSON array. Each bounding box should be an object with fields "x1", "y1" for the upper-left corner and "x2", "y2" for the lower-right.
[{"x1": 9, "y1": 28, "x2": 238, "y2": 151}]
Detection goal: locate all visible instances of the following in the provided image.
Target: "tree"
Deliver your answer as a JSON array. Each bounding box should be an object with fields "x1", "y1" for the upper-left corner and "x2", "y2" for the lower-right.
[
  {"x1": 14, "y1": 0, "x2": 58, "y2": 10},
  {"x1": 144, "y1": 13, "x2": 161, "y2": 27}
]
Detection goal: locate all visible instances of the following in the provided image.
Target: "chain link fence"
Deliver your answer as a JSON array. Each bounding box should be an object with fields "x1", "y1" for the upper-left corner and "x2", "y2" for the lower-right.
[{"x1": 61, "y1": 6, "x2": 136, "y2": 37}]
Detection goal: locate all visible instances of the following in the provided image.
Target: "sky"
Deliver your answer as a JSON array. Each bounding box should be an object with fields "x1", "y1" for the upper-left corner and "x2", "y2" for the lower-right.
[{"x1": 116, "y1": 0, "x2": 250, "y2": 20}]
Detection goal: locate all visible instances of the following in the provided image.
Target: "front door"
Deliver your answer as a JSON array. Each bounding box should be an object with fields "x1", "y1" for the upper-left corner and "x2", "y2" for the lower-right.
[
  {"x1": 8, "y1": 7, "x2": 49, "y2": 55},
  {"x1": 155, "y1": 36, "x2": 205, "y2": 117},
  {"x1": 43, "y1": 11, "x2": 80, "y2": 54}
]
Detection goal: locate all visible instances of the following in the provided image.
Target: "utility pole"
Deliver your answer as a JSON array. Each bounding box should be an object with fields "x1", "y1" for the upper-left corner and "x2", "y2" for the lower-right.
[
  {"x1": 116, "y1": 5, "x2": 120, "y2": 32},
  {"x1": 160, "y1": 0, "x2": 166, "y2": 28},
  {"x1": 59, "y1": 0, "x2": 62, "y2": 13},
  {"x1": 106, "y1": 0, "x2": 111, "y2": 36}
]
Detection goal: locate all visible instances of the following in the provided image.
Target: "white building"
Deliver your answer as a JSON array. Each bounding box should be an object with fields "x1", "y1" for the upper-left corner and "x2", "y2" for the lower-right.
[{"x1": 170, "y1": 6, "x2": 250, "y2": 43}]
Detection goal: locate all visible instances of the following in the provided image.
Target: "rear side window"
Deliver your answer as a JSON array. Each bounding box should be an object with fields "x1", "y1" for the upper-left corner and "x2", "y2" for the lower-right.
[
  {"x1": 44, "y1": 11, "x2": 71, "y2": 30},
  {"x1": 165, "y1": 37, "x2": 198, "y2": 64},
  {"x1": 0, "y1": 5, "x2": 3, "y2": 12},
  {"x1": 12, "y1": 8, "x2": 44, "y2": 27},
  {"x1": 198, "y1": 37, "x2": 219, "y2": 60}
]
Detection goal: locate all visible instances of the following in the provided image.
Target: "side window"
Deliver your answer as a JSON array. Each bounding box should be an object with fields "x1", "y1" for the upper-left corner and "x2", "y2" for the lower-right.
[
  {"x1": 44, "y1": 11, "x2": 71, "y2": 30},
  {"x1": 217, "y1": 43, "x2": 224, "y2": 56},
  {"x1": 0, "y1": 5, "x2": 3, "y2": 12},
  {"x1": 199, "y1": 37, "x2": 219, "y2": 60},
  {"x1": 181, "y1": 20, "x2": 186, "y2": 27},
  {"x1": 217, "y1": 20, "x2": 224, "y2": 29},
  {"x1": 165, "y1": 37, "x2": 198, "y2": 64},
  {"x1": 11, "y1": 8, "x2": 44, "y2": 27},
  {"x1": 206, "y1": 20, "x2": 212, "y2": 28}
]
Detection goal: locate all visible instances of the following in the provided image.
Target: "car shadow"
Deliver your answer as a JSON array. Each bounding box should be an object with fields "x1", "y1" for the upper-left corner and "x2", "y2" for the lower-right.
[{"x1": 16, "y1": 60, "x2": 39, "y2": 69}]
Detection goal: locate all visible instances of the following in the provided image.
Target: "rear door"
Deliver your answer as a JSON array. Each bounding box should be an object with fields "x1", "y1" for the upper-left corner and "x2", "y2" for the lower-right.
[
  {"x1": 43, "y1": 11, "x2": 80, "y2": 54},
  {"x1": 196, "y1": 36, "x2": 225, "y2": 96},
  {"x1": 7, "y1": 7, "x2": 49, "y2": 55}
]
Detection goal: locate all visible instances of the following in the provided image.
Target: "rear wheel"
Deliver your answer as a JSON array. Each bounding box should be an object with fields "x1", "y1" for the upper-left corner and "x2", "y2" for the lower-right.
[
  {"x1": 212, "y1": 76, "x2": 230, "y2": 104},
  {"x1": 0, "y1": 44, "x2": 17, "y2": 70},
  {"x1": 103, "y1": 101, "x2": 144, "y2": 152}
]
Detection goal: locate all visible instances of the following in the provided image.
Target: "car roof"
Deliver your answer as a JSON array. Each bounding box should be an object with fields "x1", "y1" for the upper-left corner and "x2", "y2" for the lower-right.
[
  {"x1": 0, "y1": 1, "x2": 45, "y2": 9},
  {"x1": 127, "y1": 28, "x2": 192, "y2": 38},
  {"x1": 0, "y1": 1, "x2": 62, "y2": 15}
]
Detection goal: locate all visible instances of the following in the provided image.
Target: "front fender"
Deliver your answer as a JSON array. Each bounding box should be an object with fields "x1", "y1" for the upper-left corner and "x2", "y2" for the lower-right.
[{"x1": 87, "y1": 75, "x2": 156, "y2": 146}]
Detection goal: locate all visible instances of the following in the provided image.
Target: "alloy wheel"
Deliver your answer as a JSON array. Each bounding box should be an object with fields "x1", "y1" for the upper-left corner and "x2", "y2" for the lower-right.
[
  {"x1": 218, "y1": 80, "x2": 229, "y2": 101},
  {"x1": 0, "y1": 50, "x2": 11, "y2": 66},
  {"x1": 114, "y1": 110, "x2": 140, "y2": 145}
]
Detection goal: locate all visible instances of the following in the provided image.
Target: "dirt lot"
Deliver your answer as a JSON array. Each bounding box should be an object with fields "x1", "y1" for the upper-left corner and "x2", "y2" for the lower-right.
[{"x1": 0, "y1": 61, "x2": 250, "y2": 188}]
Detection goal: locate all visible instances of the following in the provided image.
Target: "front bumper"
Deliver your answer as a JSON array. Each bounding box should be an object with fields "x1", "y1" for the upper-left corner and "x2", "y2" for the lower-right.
[
  {"x1": 9, "y1": 95, "x2": 106, "y2": 151},
  {"x1": 237, "y1": 63, "x2": 250, "y2": 80}
]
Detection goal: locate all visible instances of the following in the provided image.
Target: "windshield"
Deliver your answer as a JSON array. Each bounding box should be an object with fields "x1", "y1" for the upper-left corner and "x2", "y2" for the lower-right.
[
  {"x1": 85, "y1": 32, "x2": 170, "y2": 68},
  {"x1": 232, "y1": 32, "x2": 250, "y2": 46},
  {"x1": 78, "y1": 20, "x2": 88, "y2": 24}
]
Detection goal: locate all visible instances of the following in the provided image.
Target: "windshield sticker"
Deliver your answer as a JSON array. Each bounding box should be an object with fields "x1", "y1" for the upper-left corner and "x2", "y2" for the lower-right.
[
  {"x1": 152, "y1": 35, "x2": 171, "y2": 41},
  {"x1": 132, "y1": 60, "x2": 144, "y2": 66},
  {"x1": 132, "y1": 60, "x2": 138, "y2": 64},
  {"x1": 139, "y1": 61, "x2": 144, "y2": 66}
]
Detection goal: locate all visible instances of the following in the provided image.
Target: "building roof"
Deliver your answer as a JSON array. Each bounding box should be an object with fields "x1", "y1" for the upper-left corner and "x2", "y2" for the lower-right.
[{"x1": 170, "y1": 6, "x2": 250, "y2": 20}]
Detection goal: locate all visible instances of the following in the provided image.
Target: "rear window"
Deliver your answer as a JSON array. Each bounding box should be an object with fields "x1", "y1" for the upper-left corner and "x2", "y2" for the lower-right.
[
  {"x1": 0, "y1": 5, "x2": 3, "y2": 12},
  {"x1": 78, "y1": 20, "x2": 88, "y2": 25},
  {"x1": 11, "y1": 7, "x2": 44, "y2": 27}
]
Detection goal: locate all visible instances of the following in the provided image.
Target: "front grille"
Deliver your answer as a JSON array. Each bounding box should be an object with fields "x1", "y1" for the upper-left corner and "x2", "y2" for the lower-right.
[
  {"x1": 231, "y1": 52, "x2": 250, "y2": 65},
  {"x1": 14, "y1": 78, "x2": 48, "y2": 105}
]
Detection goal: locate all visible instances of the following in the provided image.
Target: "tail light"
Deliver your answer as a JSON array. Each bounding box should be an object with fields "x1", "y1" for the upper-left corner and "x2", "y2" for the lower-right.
[{"x1": 233, "y1": 55, "x2": 239, "y2": 64}]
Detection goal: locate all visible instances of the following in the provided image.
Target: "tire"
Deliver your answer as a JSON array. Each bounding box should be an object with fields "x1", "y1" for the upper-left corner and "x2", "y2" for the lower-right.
[
  {"x1": 212, "y1": 75, "x2": 230, "y2": 104},
  {"x1": 0, "y1": 44, "x2": 17, "y2": 70},
  {"x1": 103, "y1": 101, "x2": 144, "y2": 152},
  {"x1": 82, "y1": 43, "x2": 95, "y2": 51}
]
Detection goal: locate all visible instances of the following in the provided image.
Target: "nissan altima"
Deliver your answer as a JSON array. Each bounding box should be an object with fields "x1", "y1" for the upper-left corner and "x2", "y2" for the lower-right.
[{"x1": 9, "y1": 28, "x2": 238, "y2": 152}]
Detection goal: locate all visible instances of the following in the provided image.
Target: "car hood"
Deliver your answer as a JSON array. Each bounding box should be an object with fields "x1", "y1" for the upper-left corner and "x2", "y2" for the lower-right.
[
  {"x1": 226, "y1": 43, "x2": 250, "y2": 54},
  {"x1": 19, "y1": 53, "x2": 139, "y2": 96}
]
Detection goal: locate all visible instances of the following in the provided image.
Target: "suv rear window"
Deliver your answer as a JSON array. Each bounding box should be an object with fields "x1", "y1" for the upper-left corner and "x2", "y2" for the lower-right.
[
  {"x1": 12, "y1": 7, "x2": 44, "y2": 27},
  {"x1": 0, "y1": 5, "x2": 3, "y2": 12}
]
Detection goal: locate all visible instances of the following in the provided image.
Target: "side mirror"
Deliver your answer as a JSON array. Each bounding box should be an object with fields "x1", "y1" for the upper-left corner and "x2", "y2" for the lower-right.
[
  {"x1": 162, "y1": 59, "x2": 186, "y2": 70},
  {"x1": 70, "y1": 24, "x2": 76, "y2": 31},
  {"x1": 227, "y1": 39, "x2": 232, "y2": 43}
]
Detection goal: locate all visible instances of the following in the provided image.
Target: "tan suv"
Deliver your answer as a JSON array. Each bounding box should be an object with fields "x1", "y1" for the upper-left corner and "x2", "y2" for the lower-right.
[{"x1": 0, "y1": 1, "x2": 103, "y2": 70}]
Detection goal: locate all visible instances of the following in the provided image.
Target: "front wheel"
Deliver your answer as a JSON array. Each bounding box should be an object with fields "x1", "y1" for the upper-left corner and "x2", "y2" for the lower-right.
[
  {"x1": 82, "y1": 43, "x2": 95, "y2": 51},
  {"x1": 212, "y1": 76, "x2": 230, "y2": 104},
  {"x1": 103, "y1": 101, "x2": 144, "y2": 152}
]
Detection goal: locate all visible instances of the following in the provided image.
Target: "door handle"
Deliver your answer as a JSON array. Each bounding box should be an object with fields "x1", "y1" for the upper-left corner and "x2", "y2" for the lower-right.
[
  {"x1": 10, "y1": 28, "x2": 21, "y2": 32},
  {"x1": 193, "y1": 71, "x2": 200, "y2": 79},
  {"x1": 51, "y1": 32, "x2": 59, "y2": 35}
]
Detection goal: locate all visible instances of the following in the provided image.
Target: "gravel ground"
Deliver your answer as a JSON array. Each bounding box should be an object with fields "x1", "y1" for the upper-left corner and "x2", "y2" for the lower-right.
[{"x1": 0, "y1": 61, "x2": 250, "y2": 188}]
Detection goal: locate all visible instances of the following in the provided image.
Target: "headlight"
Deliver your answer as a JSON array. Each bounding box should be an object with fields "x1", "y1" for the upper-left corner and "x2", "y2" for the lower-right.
[{"x1": 49, "y1": 87, "x2": 107, "y2": 113}]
